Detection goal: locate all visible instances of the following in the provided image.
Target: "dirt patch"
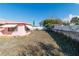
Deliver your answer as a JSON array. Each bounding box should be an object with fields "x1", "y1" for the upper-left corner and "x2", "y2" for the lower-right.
[{"x1": 0, "y1": 30, "x2": 64, "y2": 56}]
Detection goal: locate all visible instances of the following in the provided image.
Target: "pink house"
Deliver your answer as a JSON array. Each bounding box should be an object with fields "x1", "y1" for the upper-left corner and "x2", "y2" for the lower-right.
[{"x1": 0, "y1": 20, "x2": 31, "y2": 36}]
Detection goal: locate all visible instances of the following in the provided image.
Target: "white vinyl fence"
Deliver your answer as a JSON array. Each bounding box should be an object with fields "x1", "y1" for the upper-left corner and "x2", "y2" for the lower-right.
[
  {"x1": 52, "y1": 25, "x2": 79, "y2": 41},
  {"x1": 53, "y1": 25, "x2": 79, "y2": 32}
]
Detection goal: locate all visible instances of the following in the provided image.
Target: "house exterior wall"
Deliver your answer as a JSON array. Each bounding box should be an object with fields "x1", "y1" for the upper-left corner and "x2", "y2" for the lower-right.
[
  {"x1": 1, "y1": 28, "x2": 9, "y2": 34},
  {"x1": 0, "y1": 23, "x2": 31, "y2": 36},
  {"x1": 12, "y1": 25, "x2": 31, "y2": 36}
]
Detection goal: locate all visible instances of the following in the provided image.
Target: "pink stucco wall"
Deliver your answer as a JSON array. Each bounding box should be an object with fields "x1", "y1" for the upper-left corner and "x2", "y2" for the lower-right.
[{"x1": 0, "y1": 24, "x2": 31, "y2": 36}]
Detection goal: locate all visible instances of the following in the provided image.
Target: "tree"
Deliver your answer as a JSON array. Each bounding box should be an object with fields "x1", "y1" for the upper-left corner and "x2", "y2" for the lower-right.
[
  {"x1": 40, "y1": 18, "x2": 63, "y2": 28},
  {"x1": 63, "y1": 21, "x2": 70, "y2": 25},
  {"x1": 70, "y1": 17, "x2": 79, "y2": 25},
  {"x1": 33, "y1": 20, "x2": 35, "y2": 26}
]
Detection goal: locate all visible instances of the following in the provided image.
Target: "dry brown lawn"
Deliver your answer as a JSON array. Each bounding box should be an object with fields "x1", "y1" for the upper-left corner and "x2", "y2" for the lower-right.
[{"x1": 0, "y1": 30, "x2": 64, "y2": 56}]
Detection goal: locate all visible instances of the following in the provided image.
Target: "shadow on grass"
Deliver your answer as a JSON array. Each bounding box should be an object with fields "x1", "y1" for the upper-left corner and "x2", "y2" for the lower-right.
[
  {"x1": 45, "y1": 30, "x2": 79, "y2": 56},
  {"x1": 38, "y1": 42, "x2": 64, "y2": 56},
  {"x1": 18, "y1": 43, "x2": 63, "y2": 56}
]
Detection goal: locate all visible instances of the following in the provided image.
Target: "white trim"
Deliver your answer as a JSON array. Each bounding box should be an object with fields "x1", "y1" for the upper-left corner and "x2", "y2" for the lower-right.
[{"x1": 0, "y1": 24, "x2": 17, "y2": 27}]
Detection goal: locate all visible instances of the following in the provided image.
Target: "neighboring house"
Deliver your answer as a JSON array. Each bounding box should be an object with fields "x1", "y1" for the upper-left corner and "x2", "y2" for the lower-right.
[{"x1": 0, "y1": 20, "x2": 31, "y2": 36}]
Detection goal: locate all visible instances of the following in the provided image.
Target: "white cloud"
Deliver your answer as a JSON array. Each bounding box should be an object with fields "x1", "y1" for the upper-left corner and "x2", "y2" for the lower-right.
[
  {"x1": 63, "y1": 14, "x2": 79, "y2": 23},
  {"x1": 74, "y1": 3, "x2": 79, "y2": 4}
]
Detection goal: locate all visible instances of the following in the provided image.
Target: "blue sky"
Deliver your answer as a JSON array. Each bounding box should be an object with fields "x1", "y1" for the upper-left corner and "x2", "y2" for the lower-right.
[{"x1": 0, "y1": 3, "x2": 79, "y2": 26}]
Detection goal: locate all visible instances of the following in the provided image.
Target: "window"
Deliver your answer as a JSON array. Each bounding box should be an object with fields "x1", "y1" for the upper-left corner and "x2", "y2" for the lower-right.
[{"x1": 8, "y1": 27, "x2": 17, "y2": 32}]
